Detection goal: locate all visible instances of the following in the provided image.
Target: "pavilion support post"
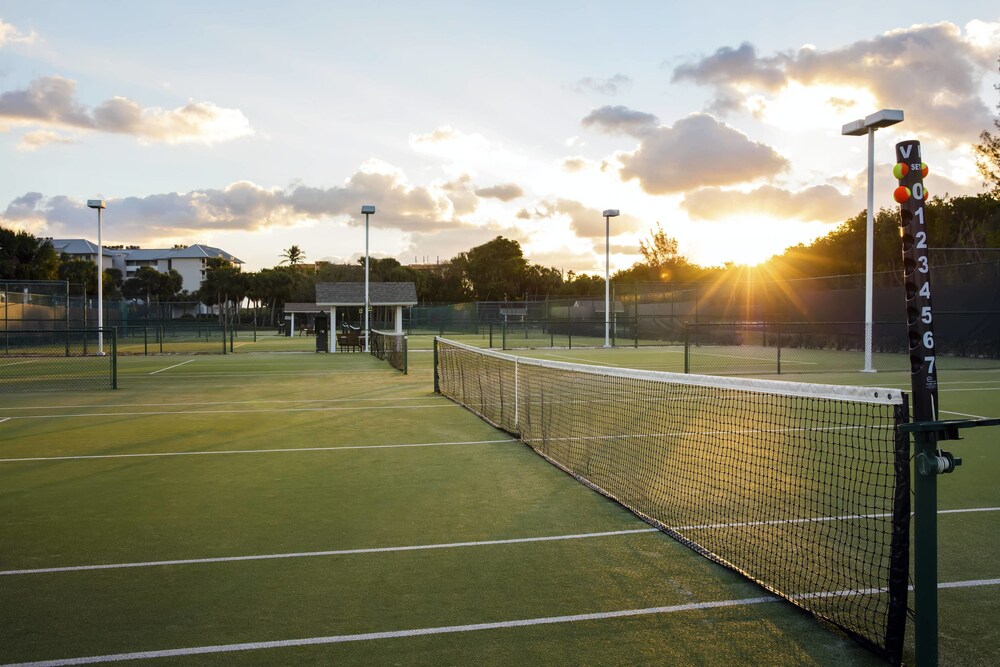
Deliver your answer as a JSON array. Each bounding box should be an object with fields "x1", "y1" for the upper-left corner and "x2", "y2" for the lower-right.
[
  {"x1": 330, "y1": 307, "x2": 337, "y2": 352},
  {"x1": 395, "y1": 305, "x2": 403, "y2": 334}
]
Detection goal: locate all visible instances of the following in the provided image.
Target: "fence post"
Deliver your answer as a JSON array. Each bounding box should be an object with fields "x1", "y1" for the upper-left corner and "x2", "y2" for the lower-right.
[
  {"x1": 776, "y1": 322, "x2": 782, "y2": 374},
  {"x1": 502, "y1": 320, "x2": 507, "y2": 350},
  {"x1": 159, "y1": 326, "x2": 164, "y2": 354},
  {"x1": 111, "y1": 328, "x2": 118, "y2": 390},
  {"x1": 684, "y1": 323, "x2": 690, "y2": 374},
  {"x1": 144, "y1": 326, "x2": 148, "y2": 356}
]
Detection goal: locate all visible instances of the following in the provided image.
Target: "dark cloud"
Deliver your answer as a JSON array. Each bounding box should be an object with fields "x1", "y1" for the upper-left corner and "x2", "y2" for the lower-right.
[
  {"x1": 670, "y1": 22, "x2": 995, "y2": 144},
  {"x1": 570, "y1": 74, "x2": 633, "y2": 96},
  {"x1": 474, "y1": 183, "x2": 524, "y2": 201},
  {"x1": 617, "y1": 113, "x2": 788, "y2": 194},
  {"x1": 0, "y1": 76, "x2": 253, "y2": 144},
  {"x1": 682, "y1": 184, "x2": 856, "y2": 222},
  {"x1": 581, "y1": 105, "x2": 659, "y2": 137}
]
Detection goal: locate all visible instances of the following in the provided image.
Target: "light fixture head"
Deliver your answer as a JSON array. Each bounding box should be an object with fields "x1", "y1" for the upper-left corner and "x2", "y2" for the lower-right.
[
  {"x1": 842, "y1": 109, "x2": 903, "y2": 136},
  {"x1": 87, "y1": 199, "x2": 107, "y2": 209},
  {"x1": 361, "y1": 205, "x2": 376, "y2": 214},
  {"x1": 603, "y1": 209, "x2": 620, "y2": 218},
  {"x1": 864, "y1": 109, "x2": 903, "y2": 129}
]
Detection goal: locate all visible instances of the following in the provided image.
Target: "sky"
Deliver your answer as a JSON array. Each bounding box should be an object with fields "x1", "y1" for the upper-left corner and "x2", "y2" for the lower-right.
[{"x1": 1, "y1": 2, "x2": 998, "y2": 278}]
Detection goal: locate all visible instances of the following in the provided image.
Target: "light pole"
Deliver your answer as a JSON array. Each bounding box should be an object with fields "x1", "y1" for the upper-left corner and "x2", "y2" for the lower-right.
[
  {"x1": 86, "y1": 199, "x2": 107, "y2": 355},
  {"x1": 602, "y1": 209, "x2": 619, "y2": 348},
  {"x1": 841, "y1": 109, "x2": 903, "y2": 373},
  {"x1": 361, "y1": 205, "x2": 375, "y2": 351}
]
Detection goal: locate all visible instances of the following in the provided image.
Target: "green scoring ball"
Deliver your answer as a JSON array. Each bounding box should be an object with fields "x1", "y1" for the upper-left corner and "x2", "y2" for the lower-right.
[{"x1": 892, "y1": 163, "x2": 909, "y2": 180}]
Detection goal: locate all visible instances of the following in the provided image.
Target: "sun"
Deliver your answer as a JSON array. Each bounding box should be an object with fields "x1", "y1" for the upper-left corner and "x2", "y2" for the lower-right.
[{"x1": 691, "y1": 217, "x2": 832, "y2": 268}]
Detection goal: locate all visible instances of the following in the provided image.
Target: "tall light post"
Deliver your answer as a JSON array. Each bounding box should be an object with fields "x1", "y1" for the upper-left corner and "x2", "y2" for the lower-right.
[
  {"x1": 86, "y1": 199, "x2": 107, "y2": 355},
  {"x1": 361, "y1": 205, "x2": 375, "y2": 351},
  {"x1": 602, "y1": 209, "x2": 619, "y2": 348},
  {"x1": 841, "y1": 109, "x2": 903, "y2": 373}
]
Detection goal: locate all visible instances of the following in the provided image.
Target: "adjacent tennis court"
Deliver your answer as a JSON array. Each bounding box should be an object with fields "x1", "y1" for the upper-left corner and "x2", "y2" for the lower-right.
[{"x1": 1, "y1": 341, "x2": 997, "y2": 665}]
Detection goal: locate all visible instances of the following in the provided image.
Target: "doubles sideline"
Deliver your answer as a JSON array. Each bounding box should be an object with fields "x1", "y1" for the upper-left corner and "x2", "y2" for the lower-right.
[{"x1": 3, "y1": 579, "x2": 998, "y2": 667}]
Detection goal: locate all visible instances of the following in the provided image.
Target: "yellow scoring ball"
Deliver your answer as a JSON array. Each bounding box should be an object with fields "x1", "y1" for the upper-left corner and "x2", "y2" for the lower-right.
[{"x1": 892, "y1": 163, "x2": 909, "y2": 180}]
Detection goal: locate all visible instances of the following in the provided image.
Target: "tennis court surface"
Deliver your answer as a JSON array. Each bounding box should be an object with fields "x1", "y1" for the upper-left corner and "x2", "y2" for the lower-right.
[{"x1": 1, "y1": 342, "x2": 997, "y2": 665}]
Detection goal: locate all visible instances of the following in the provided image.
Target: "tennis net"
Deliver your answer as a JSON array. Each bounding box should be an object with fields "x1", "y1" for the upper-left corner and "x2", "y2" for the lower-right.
[
  {"x1": 369, "y1": 329, "x2": 407, "y2": 373},
  {"x1": 434, "y1": 337, "x2": 910, "y2": 664}
]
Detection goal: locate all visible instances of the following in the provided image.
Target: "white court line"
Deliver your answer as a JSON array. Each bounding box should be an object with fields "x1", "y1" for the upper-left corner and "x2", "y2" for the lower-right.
[
  {"x1": 0, "y1": 527, "x2": 656, "y2": 576},
  {"x1": 0, "y1": 417, "x2": 9, "y2": 424},
  {"x1": 0, "y1": 359, "x2": 36, "y2": 367},
  {"x1": 0, "y1": 438, "x2": 518, "y2": 464},
  {"x1": 2, "y1": 403, "x2": 450, "y2": 421},
  {"x1": 940, "y1": 409, "x2": 994, "y2": 419},
  {"x1": 148, "y1": 359, "x2": 194, "y2": 375},
  {"x1": 3, "y1": 507, "x2": 993, "y2": 575},
  {"x1": 4, "y1": 579, "x2": 997, "y2": 666},
  {"x1": 0, "y1": 396, "x2": 438, "y2": 412}
]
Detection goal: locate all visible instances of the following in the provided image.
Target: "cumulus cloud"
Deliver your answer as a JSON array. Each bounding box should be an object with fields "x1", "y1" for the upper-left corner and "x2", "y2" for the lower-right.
[
  {"x1": 474, "y1": 183, "x2": 524, "y2": 201},
  {"x1": 0, "y1": 165, "x2": 469, "y2": 243},
  {"x1": 17, "y1": 129, "x2": 76, "y2": 151},
  {"x1": 0, "y1": 18, "x2": 36, "y2": 46},
  {"x1": 581, "y1": 105, "x2": 659, "y2": 136},
  {"x1": 682, "y1": 184, "x2": 857, "y2": 222},
  {"x1": 570, "y1": 73, "x2": 632, "y2": 96},
  {"x1": 560, "y1": 156, "x2": 590, "y2": 172},
  {"x1": 671, "y1": 21, "x2": 998, "y2": 144},
  {"x1": 0, "y1": 76, "x2": 253, "y2": 145},
  {"x1": 608, "y1": 112, "x2": 788, "y2": 194},
  {"x1": 516, "y1": 199, "x2": 643, "y2": 238}
]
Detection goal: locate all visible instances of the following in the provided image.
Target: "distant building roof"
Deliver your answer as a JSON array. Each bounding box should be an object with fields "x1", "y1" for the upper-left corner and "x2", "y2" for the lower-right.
[
  {"x1": 315, "y1": 282, "x2": 418, "y2": 306},
  {"x1": 167, "y1": 244, "x2": 243, "y2": 263},
  {"x1": 49, "y1": 239, "x2": 118, "y2": 257},
  {"x1": 48, "y1": 240, "x2": 242, "y2": 264}
]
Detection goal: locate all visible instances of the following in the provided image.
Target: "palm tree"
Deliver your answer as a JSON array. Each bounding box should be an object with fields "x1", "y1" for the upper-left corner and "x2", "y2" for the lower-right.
[{"x1": 280, "y1": 245, "x2": 306, "y2": 266}]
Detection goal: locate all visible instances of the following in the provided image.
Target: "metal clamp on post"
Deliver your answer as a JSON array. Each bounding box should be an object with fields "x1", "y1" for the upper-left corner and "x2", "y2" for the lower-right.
[{"x1": 900, "y1": 417, "x2": 1000, "y2": 476}]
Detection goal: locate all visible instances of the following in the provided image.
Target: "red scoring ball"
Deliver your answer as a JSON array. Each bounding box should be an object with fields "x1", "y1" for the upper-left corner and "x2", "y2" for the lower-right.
[{"x1": 893, "y1": 186, "x2": 911, "y2": 204}]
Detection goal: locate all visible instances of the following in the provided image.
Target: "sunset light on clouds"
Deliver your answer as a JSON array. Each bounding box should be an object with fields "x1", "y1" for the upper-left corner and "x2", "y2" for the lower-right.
[{"x1": 0, "y1": 2, "x2": 997, "y2": 272}]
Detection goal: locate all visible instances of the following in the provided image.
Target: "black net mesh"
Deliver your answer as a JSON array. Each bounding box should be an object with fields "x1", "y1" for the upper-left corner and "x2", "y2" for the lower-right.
[
  {"x1": 435, "y1": 337, "x2": 910, "y2": 664},
  {"x1": 369, "y1": 330, "x2": 407, "y2": 373}
]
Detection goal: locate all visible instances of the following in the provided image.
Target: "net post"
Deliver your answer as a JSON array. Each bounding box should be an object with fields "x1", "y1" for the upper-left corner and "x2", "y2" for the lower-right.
[
  {"x1": 513, "y1": 358, "x2": 519, "y2": 430},
  {"x1": 913, "y1": 429, "x2": 938, "y2": 667},
  {"x1": 894, "y1": 139, "x2": 938, "y2": 667},
  {"x1": 230, "y1": 326, "x2": 235, "y2": 353},
  {"x1": 433, "y1": 337, "x2": 440, "y2": 393},
  {"x1": 403, "y1": 335, "x2": 408, "y2": 375},
  {"x1": 502, "y1": 320, "x2": 507, "y2": 350},
  {"x1": 144, "y1": 325, "x2": 148, "y2": 356},
  {"x1": 222, "y1": 321, "x2": 227, "y2": 355},
  {"x1": 159, "y1": 325, "x2": 164, "y2": 354}
]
